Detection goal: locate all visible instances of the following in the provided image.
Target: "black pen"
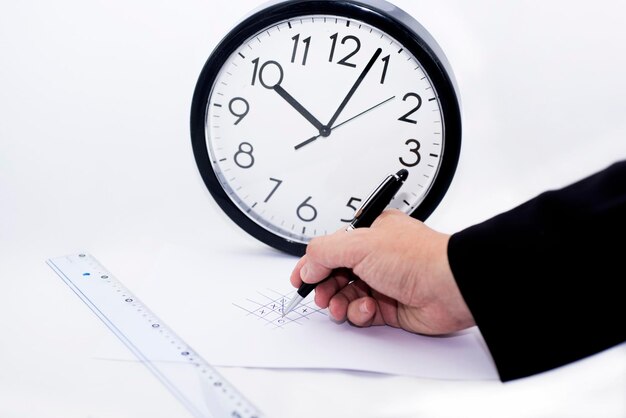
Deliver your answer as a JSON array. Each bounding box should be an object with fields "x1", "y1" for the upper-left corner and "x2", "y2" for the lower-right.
[{"x1": 282, "y1": 168, "x2": 409, "y2": 317}]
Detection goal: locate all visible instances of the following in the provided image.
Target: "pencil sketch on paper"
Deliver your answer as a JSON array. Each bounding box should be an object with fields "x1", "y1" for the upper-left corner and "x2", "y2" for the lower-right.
[{"x1": 233, "y1": 288, "x2": 327, "y2": 329}]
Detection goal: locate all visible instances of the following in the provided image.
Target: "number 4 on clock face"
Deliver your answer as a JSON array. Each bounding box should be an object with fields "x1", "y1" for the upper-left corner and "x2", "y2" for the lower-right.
[{"x1": 190, "y1": 0, "x2": 461, "y2": 256}]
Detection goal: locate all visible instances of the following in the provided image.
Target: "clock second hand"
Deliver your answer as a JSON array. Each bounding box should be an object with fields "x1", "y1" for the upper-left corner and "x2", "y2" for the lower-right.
[{"x1": 294, "y1": 95, "x2": 396, "y2": 151}]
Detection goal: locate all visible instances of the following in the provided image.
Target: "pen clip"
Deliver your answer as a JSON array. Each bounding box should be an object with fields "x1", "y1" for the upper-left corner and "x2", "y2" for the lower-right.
[{"x1": 353, "y1": 174, "x2": 394, "y2": 219}]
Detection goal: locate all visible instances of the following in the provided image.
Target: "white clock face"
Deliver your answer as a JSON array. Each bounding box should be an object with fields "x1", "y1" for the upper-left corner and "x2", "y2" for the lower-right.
[{"x1": 205, "y1": 15, "x2": 445, "y2": 244}]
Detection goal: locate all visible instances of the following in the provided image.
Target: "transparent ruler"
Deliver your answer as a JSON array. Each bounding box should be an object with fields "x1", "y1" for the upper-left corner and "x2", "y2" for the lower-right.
[{"x1": 47, "y1": 253, "x2": 265, "y2": 418}]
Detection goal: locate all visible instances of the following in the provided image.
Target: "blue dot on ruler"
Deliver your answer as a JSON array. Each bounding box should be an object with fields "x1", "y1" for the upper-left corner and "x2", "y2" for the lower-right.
[{"x1": 82, "y1": 272, "x2": 91, "y2": 276}]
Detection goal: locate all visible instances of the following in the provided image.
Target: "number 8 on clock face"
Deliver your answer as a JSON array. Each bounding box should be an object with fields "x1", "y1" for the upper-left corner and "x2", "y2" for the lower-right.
[{"x1": 190, "y1": 0, "x2": 462, "y2": 256}]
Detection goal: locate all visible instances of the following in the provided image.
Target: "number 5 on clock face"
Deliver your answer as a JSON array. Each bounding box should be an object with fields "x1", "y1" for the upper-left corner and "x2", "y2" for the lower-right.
[{"x1": 190, "y1": 0, "x2": 461, "y2": 256}]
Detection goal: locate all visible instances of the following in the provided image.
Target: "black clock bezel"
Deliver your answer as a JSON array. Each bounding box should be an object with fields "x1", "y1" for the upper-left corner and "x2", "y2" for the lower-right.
[{"x1": 190, "y1": 0, "x2": 462, "y2": 257}]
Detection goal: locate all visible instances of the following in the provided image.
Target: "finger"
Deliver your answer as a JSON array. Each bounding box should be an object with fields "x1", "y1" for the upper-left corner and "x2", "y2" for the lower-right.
[
  {"x1": 338, "y1": 288, "x2": 400, "y2": 328},
  {"x1": 302, "y1": 229, "x2": 372, "y2": 284},
  {"x1": 327, "y1": 280, "x2": 371, "y2": 321},
  {"x1": 314, "y1": 270, "x2": 351, "y2": 309},
  {"x1": 346, "y1": 297, "x2": 378, "y2": 327},
  {"x1": 370, "y1": 289, "x2": 400, "y2": 328}
]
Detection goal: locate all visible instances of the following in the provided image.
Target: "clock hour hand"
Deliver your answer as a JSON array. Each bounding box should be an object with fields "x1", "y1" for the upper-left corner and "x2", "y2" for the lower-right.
[
  {"x1": 326, "y1": 48, "x2": 382, "y2": 130},
  {"x1": 294, "y1": 95, "x2": 396, "y2": 150},
  {"x1": 273, "y1": 84, "x2": 328, "y2": 135}
]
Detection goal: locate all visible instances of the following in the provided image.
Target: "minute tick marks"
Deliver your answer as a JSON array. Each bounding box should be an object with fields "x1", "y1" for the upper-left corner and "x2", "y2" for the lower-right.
[{"x1": 192, "y1": 2, "x2": 461, "y2": 255}]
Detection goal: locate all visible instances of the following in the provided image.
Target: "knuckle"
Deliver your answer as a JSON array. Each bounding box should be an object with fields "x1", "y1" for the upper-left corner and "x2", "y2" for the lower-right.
[{"x1": 371, "y1": 208, "x2": 403, "y2": 227}]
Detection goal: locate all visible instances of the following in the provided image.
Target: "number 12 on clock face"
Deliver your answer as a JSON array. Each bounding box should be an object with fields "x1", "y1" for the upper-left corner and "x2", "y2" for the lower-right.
[{"x1": 191, "y1": 1, "x2": 461, "y2": 256}]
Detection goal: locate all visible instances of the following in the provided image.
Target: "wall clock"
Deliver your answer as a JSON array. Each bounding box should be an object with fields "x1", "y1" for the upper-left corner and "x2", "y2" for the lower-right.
[{"x1": 190, "y1": 0, "x2": 462, "y2": 256}]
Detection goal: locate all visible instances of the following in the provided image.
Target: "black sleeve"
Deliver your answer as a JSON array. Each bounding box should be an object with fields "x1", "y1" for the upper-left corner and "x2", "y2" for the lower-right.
[{"x1": 448, "y1": 160, "x2": 626, "y2": 382}]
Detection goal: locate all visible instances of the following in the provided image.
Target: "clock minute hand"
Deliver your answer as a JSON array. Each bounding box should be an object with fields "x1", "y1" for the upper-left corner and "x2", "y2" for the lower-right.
[
  {"x1": 273, "y1": 84, "x2": 327, "y2": 134},
  {"x1": 326, "y1": 48, "x2": 382, "y2": 130}
]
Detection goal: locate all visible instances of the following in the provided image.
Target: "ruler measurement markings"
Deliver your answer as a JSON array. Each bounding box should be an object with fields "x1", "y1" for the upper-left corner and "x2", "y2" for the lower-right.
[{"x1": 47, "y1": 253, "x2": 264, "y2": 418}]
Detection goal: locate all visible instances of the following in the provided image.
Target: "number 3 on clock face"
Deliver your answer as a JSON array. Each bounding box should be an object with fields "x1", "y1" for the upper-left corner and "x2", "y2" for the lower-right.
[{"x1": 190, "y1": 0, "x2": 462, "y2": 256}]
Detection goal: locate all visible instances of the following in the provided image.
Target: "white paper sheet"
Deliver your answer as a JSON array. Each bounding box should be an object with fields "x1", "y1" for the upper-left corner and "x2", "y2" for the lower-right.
[{"x1": 133, "y1": 244, "x2": 499, "y2": 381}]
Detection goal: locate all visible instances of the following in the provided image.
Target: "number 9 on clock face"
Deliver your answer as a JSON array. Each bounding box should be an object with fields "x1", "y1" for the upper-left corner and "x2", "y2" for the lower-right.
[{"x1": 190, "y1": 0, "x2": 462, "y2": 256}]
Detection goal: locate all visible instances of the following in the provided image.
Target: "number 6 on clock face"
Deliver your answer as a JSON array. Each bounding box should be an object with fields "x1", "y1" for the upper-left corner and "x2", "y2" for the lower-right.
[{"x1": 190, "y1": 0, "x2": 462, "y2": 256}]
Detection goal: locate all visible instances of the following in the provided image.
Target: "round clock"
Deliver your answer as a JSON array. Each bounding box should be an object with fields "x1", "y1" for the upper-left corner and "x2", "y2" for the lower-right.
[{"x1": 190, "y1": 0, "x2": 461, "y2": 256}]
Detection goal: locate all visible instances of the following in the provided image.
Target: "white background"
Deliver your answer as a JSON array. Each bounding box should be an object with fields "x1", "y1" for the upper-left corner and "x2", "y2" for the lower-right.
[{"x1": 1, "y1": 1, "x2": 625, "y2": 417}]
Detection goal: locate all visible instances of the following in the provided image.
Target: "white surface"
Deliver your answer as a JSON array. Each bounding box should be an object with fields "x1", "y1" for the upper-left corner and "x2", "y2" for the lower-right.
[
  {"x1": 51, "y1": 251, "x2": 497, "y2": 380},
  {"x1": 1, "y1": 1, "x2": 626, "y2": 417}
]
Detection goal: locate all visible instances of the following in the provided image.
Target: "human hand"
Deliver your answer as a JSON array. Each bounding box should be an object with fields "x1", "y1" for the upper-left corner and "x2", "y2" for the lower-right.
[{"x1": 289, "y1": 209, "x2": 475, "y2": 335}]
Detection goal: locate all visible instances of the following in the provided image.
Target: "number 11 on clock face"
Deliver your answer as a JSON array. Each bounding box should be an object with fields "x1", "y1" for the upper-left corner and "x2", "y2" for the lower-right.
[{"x1": 192, "y1": 3, "x2": 461, "y2": 256}]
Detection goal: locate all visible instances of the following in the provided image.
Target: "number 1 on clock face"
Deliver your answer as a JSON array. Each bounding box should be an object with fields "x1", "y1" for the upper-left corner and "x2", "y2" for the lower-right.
[{"x1": 206, "y1": 16, "x2": 445, "y2": 244}]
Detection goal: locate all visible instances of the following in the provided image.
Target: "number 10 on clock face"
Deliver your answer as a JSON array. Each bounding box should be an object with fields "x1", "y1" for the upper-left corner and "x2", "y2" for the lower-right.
[{"x1": 191, "y1": 1, "x2": 461, "y2": 256}]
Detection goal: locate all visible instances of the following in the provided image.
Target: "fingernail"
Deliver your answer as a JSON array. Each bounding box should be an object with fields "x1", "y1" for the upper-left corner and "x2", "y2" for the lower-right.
[
  {"x1": 359, "y1": 300, "x2": 370, "y2": 314},
  {"x1": 300, "y1": 264, "x2": 309, "y2": 281}
]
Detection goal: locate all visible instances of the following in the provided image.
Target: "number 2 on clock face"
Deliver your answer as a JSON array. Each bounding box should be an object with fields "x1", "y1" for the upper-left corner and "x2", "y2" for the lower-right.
[{"x1": 205, "y1": 16, "x2": 446, "y2": 245}]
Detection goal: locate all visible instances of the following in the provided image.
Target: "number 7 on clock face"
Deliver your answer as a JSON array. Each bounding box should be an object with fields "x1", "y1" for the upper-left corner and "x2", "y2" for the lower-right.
[{"x1": 191, "y1": 1, "x2": 461, "y2": 256}]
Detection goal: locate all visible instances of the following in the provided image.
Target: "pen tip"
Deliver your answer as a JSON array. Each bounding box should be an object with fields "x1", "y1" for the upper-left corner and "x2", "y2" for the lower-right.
[{"x1": 397, "y1": 168, "x2": 409, "y2": 182}]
